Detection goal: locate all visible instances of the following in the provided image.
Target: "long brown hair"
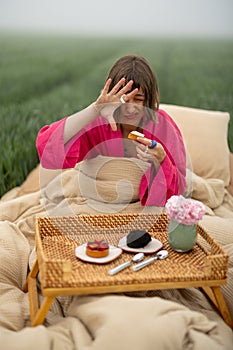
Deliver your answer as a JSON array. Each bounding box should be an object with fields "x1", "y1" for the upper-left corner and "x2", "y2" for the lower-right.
[{"x1": 106, "y1": 55, "x2": 160, "y2": 115}]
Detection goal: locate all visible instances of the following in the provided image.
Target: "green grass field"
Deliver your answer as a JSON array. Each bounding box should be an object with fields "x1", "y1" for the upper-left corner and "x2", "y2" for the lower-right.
[{"x1": 1, "y1": 33, "x2": 233, "y2": 197}]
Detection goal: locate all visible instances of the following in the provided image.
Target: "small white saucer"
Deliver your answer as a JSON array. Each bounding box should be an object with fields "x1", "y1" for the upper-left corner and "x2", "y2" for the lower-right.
[
  {"x1": 75, "y1": 244, "x2": 122, "y2": 264},
  {"x1": 118, "y1": 236, "x2": 163, "y2": 254}
]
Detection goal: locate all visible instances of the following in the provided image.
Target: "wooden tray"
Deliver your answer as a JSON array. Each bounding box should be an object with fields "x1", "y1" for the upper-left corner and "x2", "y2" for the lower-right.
[{"x1": 35, "y1": 213, "x2": 229, "y2": 289}]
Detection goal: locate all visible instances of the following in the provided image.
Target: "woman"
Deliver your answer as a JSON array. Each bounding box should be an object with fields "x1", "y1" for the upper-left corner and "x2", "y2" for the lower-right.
[{"x1": 36, "y1": 55, "x2": 186, "y2": 206}]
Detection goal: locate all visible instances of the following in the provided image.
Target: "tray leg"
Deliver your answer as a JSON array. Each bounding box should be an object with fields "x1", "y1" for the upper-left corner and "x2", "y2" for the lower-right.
[
  {"x1": 23, "y1": 258, "x2": 55, "y2": 326},
  {"x1": 202, "y1": 286, "x2": 233, "y2": 329},
  {"x1": 201, "y1": 286, "x2": 218, "y2": 308},
  {"x1": 23, "y1": 259, "x2": 39, "y2": 292},
  {"x1": 211, "y1": 286, "x2": 233, "y2": 329},
  {"x1": 31, "y1": 296, "x2": 55, "y2": 327}
]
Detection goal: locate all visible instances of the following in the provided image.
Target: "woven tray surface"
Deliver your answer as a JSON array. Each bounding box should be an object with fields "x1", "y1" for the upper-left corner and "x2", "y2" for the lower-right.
[{"x1": 36, "y1": 213, "x2": 229, "y2": 289}]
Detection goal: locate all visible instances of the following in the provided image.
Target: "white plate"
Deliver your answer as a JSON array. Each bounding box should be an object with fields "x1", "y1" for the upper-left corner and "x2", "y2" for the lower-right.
[
  {"x1": 75, "y1": 244, "x2": 122, "y2": 264},
  {"x1": 118, "y1": 236, "x2": 163, "y2": 254}
]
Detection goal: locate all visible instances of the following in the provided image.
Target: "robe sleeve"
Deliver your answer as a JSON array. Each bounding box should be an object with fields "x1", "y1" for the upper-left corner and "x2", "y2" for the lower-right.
[
  {"x1": 139, "y1": 110, "x2": 187, "y2": 206},
  {"x1": 36, "y1": 117, "x2": 94, "y2": 169},
  {"x1": 36, "y1": 116, "x2": 121, "y2": 169}
]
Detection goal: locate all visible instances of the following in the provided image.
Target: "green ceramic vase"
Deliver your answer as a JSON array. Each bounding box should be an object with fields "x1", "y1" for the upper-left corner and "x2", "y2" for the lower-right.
[{"x1": 168, "y1": 220, "x2": 197, "y2": 252}]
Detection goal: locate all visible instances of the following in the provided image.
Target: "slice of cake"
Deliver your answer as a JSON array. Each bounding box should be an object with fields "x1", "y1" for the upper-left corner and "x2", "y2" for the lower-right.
[
  {"x1": 86, "y1": 239, "x2": 109, "y2": 258},
  {"x1": 128, "y1": 131, "x2": 145, "y2": 140},
  {"x1": 126, "y1": 230, "x2": 151, "y2": 248}
]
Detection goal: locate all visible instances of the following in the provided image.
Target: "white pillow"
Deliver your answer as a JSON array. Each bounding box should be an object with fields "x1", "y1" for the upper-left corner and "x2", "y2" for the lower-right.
[{"x1": 160, "y1": 104, "x2": 230, "y2": 186}]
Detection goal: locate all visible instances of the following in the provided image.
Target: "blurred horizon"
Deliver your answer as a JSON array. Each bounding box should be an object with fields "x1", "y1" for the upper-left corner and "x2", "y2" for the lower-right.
[{"x1": 0, "y1": 0, "x2": 233, "y2": 39}]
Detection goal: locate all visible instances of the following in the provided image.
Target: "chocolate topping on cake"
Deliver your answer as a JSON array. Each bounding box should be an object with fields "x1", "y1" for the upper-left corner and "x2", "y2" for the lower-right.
[{"x1": 126, "y1": 230, "x2": 151, "y2": 248}]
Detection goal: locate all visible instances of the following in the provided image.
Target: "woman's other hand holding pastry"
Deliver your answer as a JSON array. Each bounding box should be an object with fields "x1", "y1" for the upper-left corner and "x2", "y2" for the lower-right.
[{"x1": 135, "y1": 136, "x2": 166, "y2": 165}]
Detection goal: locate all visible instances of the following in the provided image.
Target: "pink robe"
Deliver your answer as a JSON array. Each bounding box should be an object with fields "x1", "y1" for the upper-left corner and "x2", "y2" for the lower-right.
[{"x1": 36, "y1": 109, "x2": 186, "y2": 206}]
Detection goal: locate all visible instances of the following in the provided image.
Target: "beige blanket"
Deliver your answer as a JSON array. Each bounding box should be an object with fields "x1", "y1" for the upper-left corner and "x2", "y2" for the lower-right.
[{"x1": 0, "y1": 156, "x2": 233, "y2": 349}]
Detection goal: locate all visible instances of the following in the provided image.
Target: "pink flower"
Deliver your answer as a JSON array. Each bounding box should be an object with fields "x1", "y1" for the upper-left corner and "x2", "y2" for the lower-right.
[{"x1": 165, "y1": 195, "x2": 205, "y2": 225}]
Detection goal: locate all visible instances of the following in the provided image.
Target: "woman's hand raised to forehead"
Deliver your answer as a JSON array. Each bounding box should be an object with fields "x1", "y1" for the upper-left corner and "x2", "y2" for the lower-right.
[
  {"x1": 63, "y1": 78, "x2": 138, "y2": 144},
  {"x1": 94, "y1": 78, "x2": 139, "y2": 131},
  {"x1": 97, "y1": 78, "x2": 139, "y2": 104}
]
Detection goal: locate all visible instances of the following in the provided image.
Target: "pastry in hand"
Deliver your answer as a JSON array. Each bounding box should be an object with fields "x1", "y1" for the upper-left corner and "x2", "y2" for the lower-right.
[
  {"x1": 86, "y1": 239, "x2": 109, "y2": 258},
  {"x1": 128, "y1": 131, "x2": 145, "y2": 140},
  {"x1": 126, "y1": 230, "x2": 151, "y2": 248}
]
